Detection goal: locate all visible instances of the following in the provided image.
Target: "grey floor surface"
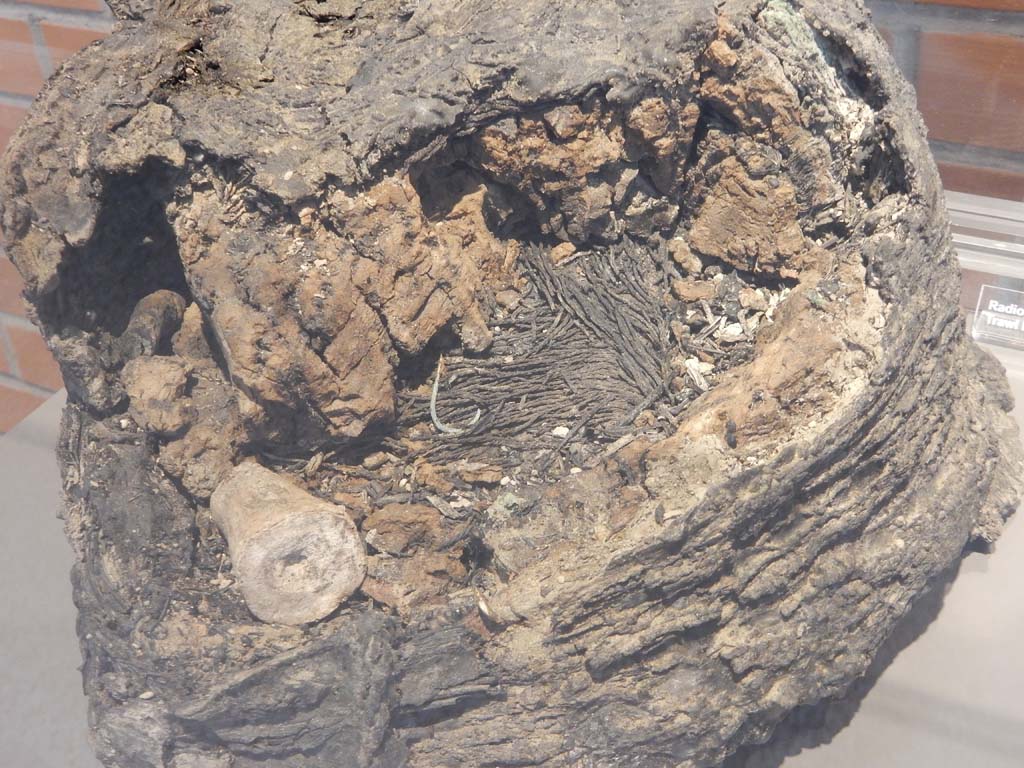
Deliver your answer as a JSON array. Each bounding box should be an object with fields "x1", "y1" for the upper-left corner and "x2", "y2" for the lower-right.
[
  {"x1": 0, "y1": 391, "x2": 99, "y2": 768},
  {"x1": 0, "y1": 345, "x2": 1022, "y2": 768}
]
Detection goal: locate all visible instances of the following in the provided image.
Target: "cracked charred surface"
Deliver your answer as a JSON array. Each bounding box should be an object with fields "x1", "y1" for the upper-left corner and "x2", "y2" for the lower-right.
[{"x1": 1, "y1": 0, "x2": 1022, "y2": 766}]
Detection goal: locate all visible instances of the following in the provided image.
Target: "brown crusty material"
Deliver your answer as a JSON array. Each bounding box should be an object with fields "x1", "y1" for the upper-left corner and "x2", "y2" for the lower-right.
[{"x1": 0, "y1": 0, "x2": 1021, "y2": 766}]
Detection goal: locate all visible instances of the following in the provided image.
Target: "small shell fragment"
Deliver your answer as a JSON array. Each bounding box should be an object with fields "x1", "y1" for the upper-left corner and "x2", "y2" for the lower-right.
[{"x1": 685, "y1": 358, "x2": 710, "y2": 392}]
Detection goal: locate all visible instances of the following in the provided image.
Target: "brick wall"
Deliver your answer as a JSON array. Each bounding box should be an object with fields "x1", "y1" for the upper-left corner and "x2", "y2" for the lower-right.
[
  {"x1": 1, "y1": 1, "x2": 1023, "y2": 433},
  {"x1": 0, "y1": 0, "x2": 110, "y2": 433},
  {"x1": 869, "y1": 0, "x2": 1024, "y2": 198}
]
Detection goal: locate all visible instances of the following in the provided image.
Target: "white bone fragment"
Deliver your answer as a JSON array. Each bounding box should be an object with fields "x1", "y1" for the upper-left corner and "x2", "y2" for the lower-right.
[{"x1": 210, "y1": 462, "x2": 366, "y2": 625}]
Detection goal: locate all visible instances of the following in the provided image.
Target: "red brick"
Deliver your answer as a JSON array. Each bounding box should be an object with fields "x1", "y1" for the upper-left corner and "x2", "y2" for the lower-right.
[
  {"x1": 914, "y1": 1, "x2": 1024, "y2": 11},
  {"x1": 6, "y1": 324, "x2": 62, "y2": 391},
  {"x1": 39, "y1": 22, "x2": 107, "y2": 69},
  {"x1": 918, "y1": 32, "x2": 1024, "y2": 153},
  {"x1": 12, "y1": 0, "x2": 106, "y2": 11},
  {"x1": 0, "y1": 259, "x2": 28, "y2": 318},
  {"x1": 938, "y1": 161, "x2": 1024, "y2": 201},
  {"x1": 0, "y1": 104, "x2": 28, "y2": 155},
  {"x1": 0, "y1": 19, "x2": 46, "y2": 96},
  {"x1": 0, "y1": 383, "x2": 46, "y2": 433}
]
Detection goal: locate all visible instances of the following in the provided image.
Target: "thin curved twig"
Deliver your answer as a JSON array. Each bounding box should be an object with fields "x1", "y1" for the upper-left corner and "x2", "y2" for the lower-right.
[{"x1": 430, "y1": 355, "x2": 481, "y2": 436}]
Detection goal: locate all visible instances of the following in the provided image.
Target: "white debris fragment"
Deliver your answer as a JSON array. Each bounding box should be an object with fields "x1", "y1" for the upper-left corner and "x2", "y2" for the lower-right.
[
  {"x1": 685, "y1": 358, "x2": 710, "y2": 392},
  {"x1": 720, "y1": 322, "x2": 746, "y2": 342},
  {"x1": 448, "y1": 495, "x2": 475, "y2": 510}
]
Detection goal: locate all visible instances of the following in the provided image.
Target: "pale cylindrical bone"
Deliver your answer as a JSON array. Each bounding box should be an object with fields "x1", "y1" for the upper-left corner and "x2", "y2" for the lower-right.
[{"x1": 210, "y1": 461, "x2": 366, "y2": 625}]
